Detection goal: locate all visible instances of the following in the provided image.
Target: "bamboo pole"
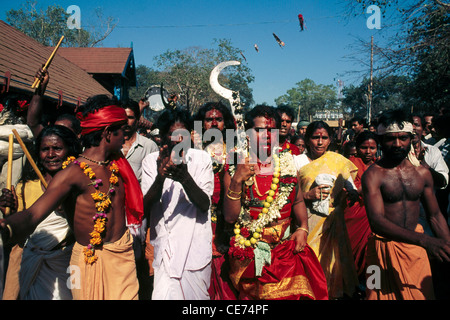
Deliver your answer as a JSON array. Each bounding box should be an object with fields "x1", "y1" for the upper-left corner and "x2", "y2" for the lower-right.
[
  {"x1": 5, "y1": 134, "x2": 13, "y2": 215},
  {"x1": 31, "y1": 35, "x2": 64, "y2": 89},
  {"x1": 11, "y1": 129, "x2": 48, "y2": 189}
]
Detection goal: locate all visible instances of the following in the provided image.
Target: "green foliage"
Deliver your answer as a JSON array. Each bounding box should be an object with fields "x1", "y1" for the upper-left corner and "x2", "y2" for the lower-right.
[
  {"x1": 274, "y1": 79, "x2": 339, "y2": 122},
  {"x1": 5, "y1": 1, "x2": 115, "y2": 47},
  {"x1": 151, "y1": 38, "x2": 254, "y2": 114},
  {"x1": 128, "y1": 65, "x2": 161, "y2": 101},
  {"x1": 342, "y1": 75, "x2": 414, "y2": 120}
]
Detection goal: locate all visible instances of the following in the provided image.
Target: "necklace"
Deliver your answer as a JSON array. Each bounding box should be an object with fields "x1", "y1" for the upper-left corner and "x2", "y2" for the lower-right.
[
  {"x1": 228, "y1": 148, "x2": 297, "y2": 260},
  {"x1": 79, "y1": 154, "x2": 110, "y2": 166},
  {"x1": 62, "y1": 156, "x2": 119, "y2": 264}
]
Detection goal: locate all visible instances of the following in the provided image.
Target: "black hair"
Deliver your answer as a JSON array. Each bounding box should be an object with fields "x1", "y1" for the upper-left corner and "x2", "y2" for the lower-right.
[
  {"x1": 156, "y1": 108, "x2": 193, "y2": 137},
  {"x1": 304, "y1": 121, "x2": 333, "y2": 154},
  {"x1": 355, "y1": 131, "x2": 379, "y2": 148},
  {"x1": 121, "y1": 99, "x2": 141, "y2": 120},
  {"x1": 304, "y1": 120, "x2": 333, "y2": 142},
  {"x1": 343, "y1": 141, "x2": 357, "y2": 157},
  {"x1": 292, "y1": 134, "x2": 305, "y2": 143},
  {"x1": 244, "y1": 104, "x2": 281, "y2": 130},
  {"x1": 194, "y1": 101, "x2": 236, "y2": 132},
  {"x1": 20, "y1": 125, "x2": 81, "y2": 183},
  {"x1": 408, "y1": 113, "x2": 425, "y2": 128},
  {"x1": 55, "y1": 113, "x2": 81, "y2": 136},
  {"x1": 350, "y1": 116, "x2": 366, "y2": 127},
  {"x1": 377, "y1": 109, "x2": 409, "y2": 133},
  {"x1": 276, "y1": 104, "x2": 295, "y2": 121}
]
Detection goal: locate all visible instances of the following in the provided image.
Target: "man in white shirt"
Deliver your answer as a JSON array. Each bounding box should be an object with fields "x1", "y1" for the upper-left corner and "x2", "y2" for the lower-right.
[
  {"x1": 141, "y1": 109, "x2": 214, "y2": 300},
  {"x1": 411, "y1": 115, "x2": 449, "y2": 240},
  {"x1": 121, "y1": 100, "x2": 158, "y2": 183},
  {"x1": 121, "y1": 100, "x2": 158, "y2": 299},
  {"x1": 411, "y1": 115, "x2": 449, "y2": 190}
]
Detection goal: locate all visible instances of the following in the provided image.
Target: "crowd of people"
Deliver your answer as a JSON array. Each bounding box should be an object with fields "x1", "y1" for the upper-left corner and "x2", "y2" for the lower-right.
[{"x1": 0, "y1": 68, "x2": 449, "y2": 300}]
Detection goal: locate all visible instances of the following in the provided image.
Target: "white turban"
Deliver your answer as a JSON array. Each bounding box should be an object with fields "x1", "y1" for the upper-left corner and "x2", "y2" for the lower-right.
[
  {"x1": 376, "y1": 121, "x2": 414, "y2": 135},
  {"x1": 377, "y1": 121, "x2": 419, "y2": 167}
]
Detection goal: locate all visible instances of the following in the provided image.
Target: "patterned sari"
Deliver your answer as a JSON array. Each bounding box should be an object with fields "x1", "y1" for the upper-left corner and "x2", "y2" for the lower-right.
[
  {"x1": 227, "y1": 152, "x2": 328, "y2": 300},
  {"x1": 297, "y1": 151, "x2": 360, "y2": 298}
]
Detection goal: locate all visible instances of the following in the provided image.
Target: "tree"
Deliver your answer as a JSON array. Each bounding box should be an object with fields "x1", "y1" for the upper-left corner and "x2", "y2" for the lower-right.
[
  {"x1": 274, "y1": 79, "x2": 339, "y2": 122},
  {"x1": 344, "y1": 0, "x2": 450, "y2": 113},
  {"x1": 128, "y1": 65, "x2": 161, "y2": 101},
  {"x1": 153, "y1": 38, "x2": 254, "y2": 114},
  {"x1": 342, "y1": 75, "x2": 414, "y2": 121},
  {"x1": 6, "y1": 1, "x2": 117, "y2": 47}
]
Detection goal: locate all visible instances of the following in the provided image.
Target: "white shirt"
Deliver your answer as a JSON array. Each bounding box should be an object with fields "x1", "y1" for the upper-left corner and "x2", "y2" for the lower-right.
[
  {"x1": 122, "y1": 133, "x2": 158, "y2": 183},
  {"x1": 422, "y1": 141, "x2": 449, "y2": 189},
  {"x1": 141, "y1": 148, "x2": 214, "y2": 278}
]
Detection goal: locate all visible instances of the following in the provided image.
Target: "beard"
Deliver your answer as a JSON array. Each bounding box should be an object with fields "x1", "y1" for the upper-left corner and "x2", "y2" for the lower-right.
[{"x1": 382, "y1": 146, "x2": 410, "y2": 162}]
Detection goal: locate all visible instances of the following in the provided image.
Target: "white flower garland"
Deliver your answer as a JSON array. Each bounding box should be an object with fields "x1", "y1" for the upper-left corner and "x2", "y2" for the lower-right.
[{"x1": 229, "y1": 149, "x2": 297, "y2": 251}]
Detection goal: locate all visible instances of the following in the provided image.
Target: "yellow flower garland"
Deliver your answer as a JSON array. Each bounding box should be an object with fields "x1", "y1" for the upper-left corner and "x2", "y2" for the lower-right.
[
  {"x1": 63, "y1": 156, "x2": 119, "y2": 264},
  {"x1": 228, "y1": 148, "x2": 297, "y2": 260}
]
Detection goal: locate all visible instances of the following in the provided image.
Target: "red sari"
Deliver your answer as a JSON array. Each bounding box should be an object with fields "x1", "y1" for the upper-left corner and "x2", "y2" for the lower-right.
[
  {"x1": 228, "y1": 171, "x2": 328, "y2": 300},
  {"x1": 208, "y1": 166, "x2": 238, "y2": 300},
  {"x1": 344, "y1": 156, "x2": 372, "y2": 277}
]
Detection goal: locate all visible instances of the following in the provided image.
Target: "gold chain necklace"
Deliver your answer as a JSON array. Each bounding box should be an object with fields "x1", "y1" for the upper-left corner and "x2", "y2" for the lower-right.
[{"x1": 79, "y1": 154, "x2": 110, "y2": 166}]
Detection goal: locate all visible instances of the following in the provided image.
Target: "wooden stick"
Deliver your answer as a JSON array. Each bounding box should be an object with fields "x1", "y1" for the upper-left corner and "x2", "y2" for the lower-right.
[
  {"x1": 11, "y1": 129, "x2": 48, "y2": 189},
  {"x1": 5, "y1": 134, "x2": 13, "y2": 215},
  {"x1": 31, "y1": 35, "x2": 64, "y2": 89}
]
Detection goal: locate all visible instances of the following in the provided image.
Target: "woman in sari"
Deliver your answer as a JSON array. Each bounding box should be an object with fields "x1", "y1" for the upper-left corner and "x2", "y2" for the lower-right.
[
  {"x1": 344, "y1": 131, "x2": 378, "y2": 289},
  {"x1": 295, "y1": 121, "x2": 360, "y2": 299},
  {"x1": 223, "y1": 105, "x2": 328, "y2": 300},
  {"x1": 0, "y1": 125, "x2": 81, "y2": 300}
]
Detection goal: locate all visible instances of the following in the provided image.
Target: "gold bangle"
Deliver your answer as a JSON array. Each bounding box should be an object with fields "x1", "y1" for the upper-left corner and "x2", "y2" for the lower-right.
[
  {"x1": 6, "y1": 223, "x2": 12, "y2": 238},
  {"x1": 227, "y1": 187, "x2": 242, "y2": 195},
  {"x1": 0, "y1": 220, "x2": 13, "y2": 239},
  {"x1": 296, "y1": 227, "x2": 309, "y2": 234},
  {"x1": 226, "y1": 192, "x2": 241, "y2": 201}
]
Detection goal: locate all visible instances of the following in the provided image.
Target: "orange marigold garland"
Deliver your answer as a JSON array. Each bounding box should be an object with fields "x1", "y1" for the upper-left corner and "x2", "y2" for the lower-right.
[{"x1": 62, "y1": 156, "x2": 119, "y2": 264}]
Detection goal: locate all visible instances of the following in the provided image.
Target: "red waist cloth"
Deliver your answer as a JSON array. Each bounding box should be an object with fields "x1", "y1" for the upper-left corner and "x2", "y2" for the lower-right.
[{"x1": 230, "y1": 240, "x2": 328, "y2": 300}]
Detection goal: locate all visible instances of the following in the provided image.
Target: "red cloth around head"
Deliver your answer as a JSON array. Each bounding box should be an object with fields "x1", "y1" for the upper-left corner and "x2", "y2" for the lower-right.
[
  {"x1": 77, "y1": 105, "x2": 143, "y2": 226},
  {"x1": 76, "y1": 105, "x2": 127, "y2": 135}
]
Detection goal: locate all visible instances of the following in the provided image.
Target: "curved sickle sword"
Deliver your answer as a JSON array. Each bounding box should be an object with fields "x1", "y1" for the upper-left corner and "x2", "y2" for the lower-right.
[{"x1": 209, "y1": 61, "x2": 248, "y2": 159}]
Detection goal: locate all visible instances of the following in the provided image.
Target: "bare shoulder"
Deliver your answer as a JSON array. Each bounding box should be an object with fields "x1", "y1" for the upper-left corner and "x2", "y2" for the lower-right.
[
  {"x1": 51, "y1": 161, "x2": 85, "y2": 188},
  {"x1": 361, "y1": 162, "x2": 383, "y2": 185}
]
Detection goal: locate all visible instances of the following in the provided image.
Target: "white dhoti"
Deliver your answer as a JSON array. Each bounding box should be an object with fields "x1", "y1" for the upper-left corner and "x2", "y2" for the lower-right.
[
  {"x1": 152, "y1": 252, "x2": 211, "y2": 300},
  {"x1": 19, "y1": 211, "x2": 73, "y2": 300}
]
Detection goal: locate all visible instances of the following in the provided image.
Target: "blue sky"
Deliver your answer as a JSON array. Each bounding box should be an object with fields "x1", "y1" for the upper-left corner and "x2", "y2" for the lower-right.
[{"x1": 0, "y1": 0, "x2": 394, "y2": 105}]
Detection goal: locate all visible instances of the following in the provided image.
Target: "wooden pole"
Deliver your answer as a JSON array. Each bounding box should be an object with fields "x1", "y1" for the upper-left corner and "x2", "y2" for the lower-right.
[
  {"x1": 5, "y1": 134, "x2": 13, "y2": 215},
  {"x1": 368, "y1": 35, "x2": 374, "y2": 125},
  {"x1": 31, "y1": 35, "x2": 64, "y2": 89},
  {"x1": 11, "y1": 129, "x2": 48, "y2": 189}
]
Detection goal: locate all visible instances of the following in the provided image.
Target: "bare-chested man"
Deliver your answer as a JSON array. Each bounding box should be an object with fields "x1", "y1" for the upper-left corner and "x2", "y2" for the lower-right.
[
  {"x1": 362, "y1": 109, "x2": 450, "y2": 300},
  {"x1": 0, "y1": 94, "x2": 144, "y2": 300}
]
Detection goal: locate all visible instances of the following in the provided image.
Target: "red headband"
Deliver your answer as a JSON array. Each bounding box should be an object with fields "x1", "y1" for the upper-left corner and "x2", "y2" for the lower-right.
[{"x1": 77, "y1": 105, "x2": 127, "y2": 135}]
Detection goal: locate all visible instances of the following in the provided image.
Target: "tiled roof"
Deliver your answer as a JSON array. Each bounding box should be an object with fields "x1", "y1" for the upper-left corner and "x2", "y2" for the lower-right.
[
  {"x1": 57, "y1": 47, "x2": 134, "y2": 75},
  {"x1": 0, "y1": 20, "x2": 111, "y2": 107}
]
